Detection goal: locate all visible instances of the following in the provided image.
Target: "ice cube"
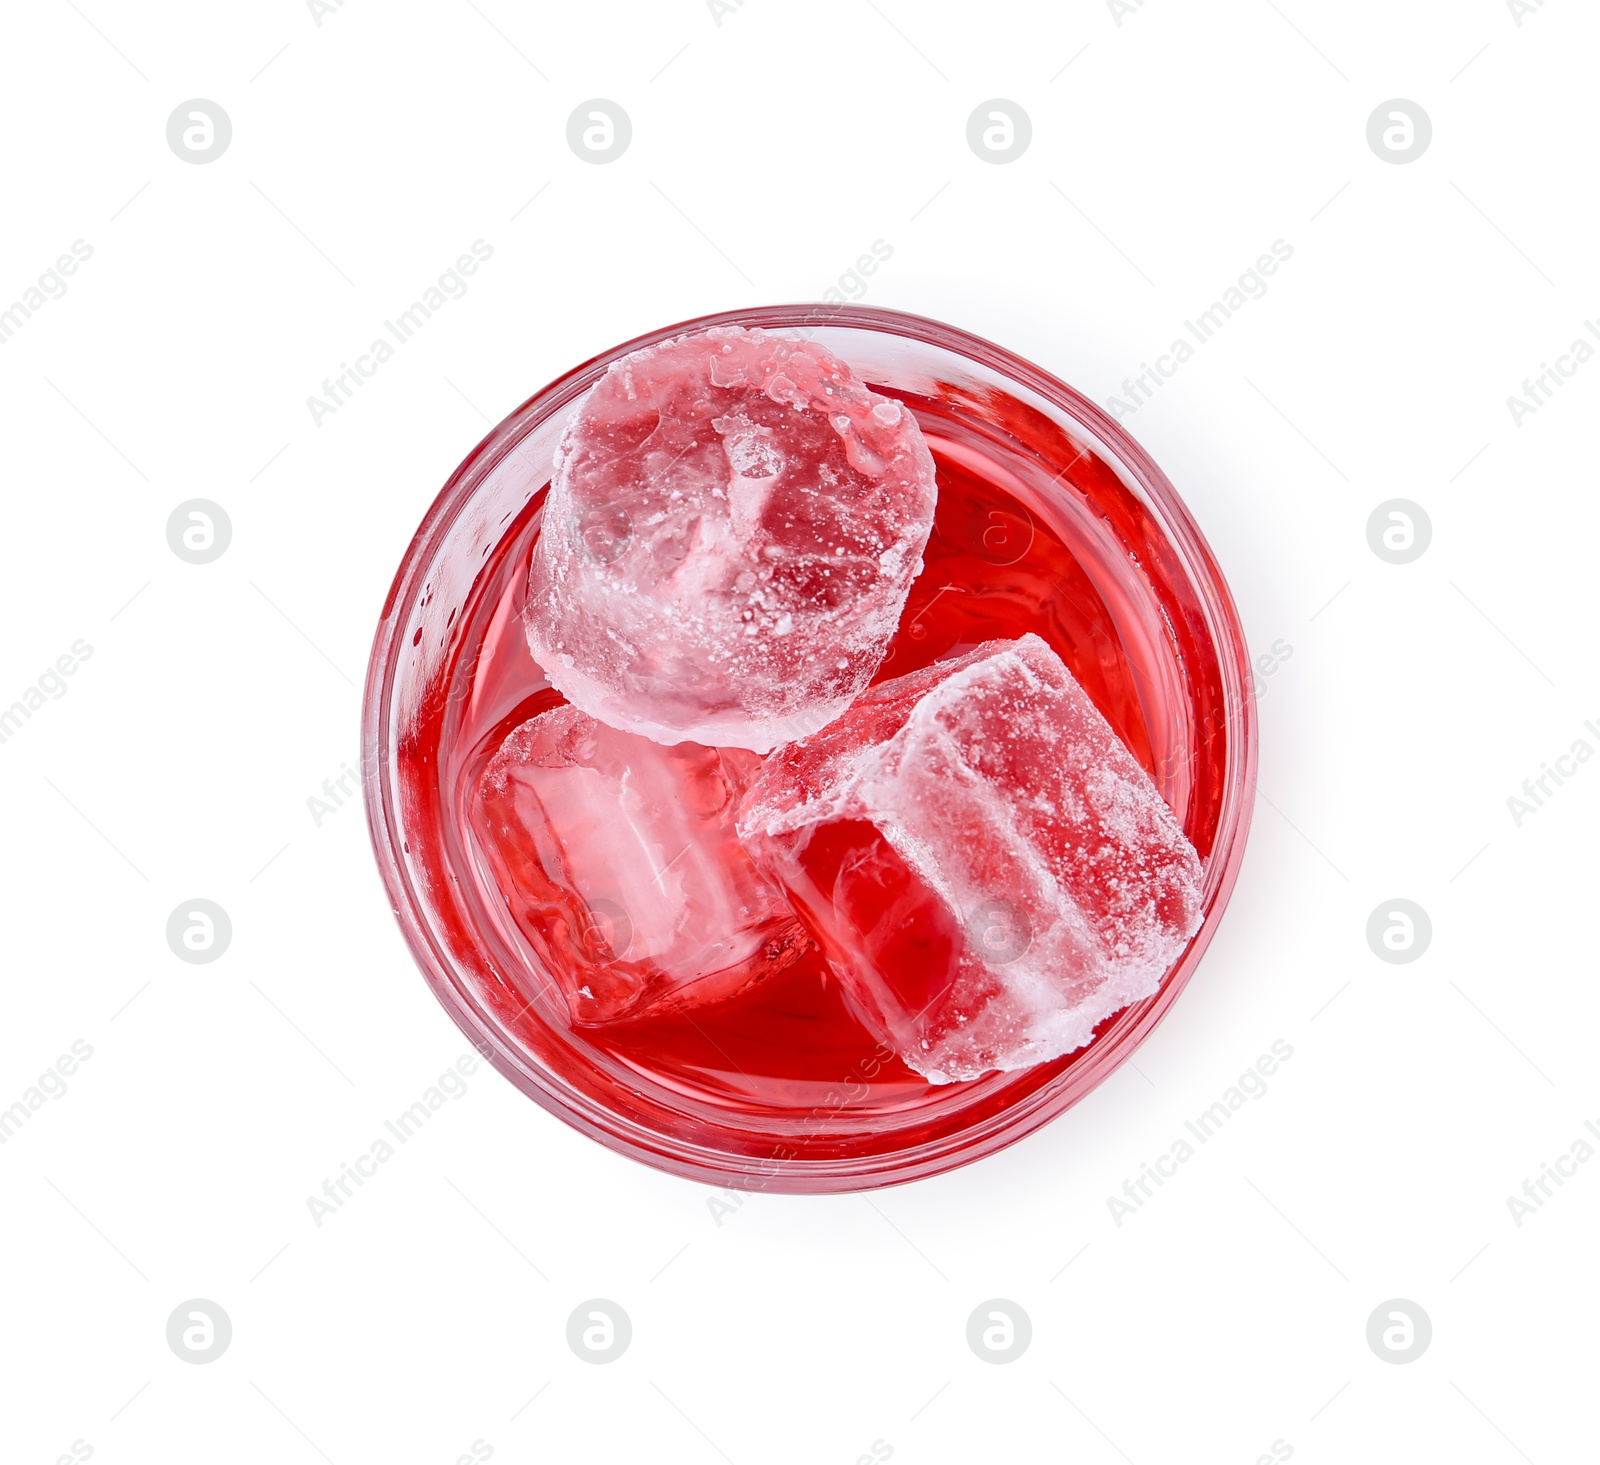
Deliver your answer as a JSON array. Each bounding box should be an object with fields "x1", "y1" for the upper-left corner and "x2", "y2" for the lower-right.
[
  {"x1": 525, "y1": 326, "x2": 938, "y2": 752},
  {"x1": 473, "y1": 704, "x2": 810, "y2": 1024},
  {"x1": 736, "y1": 633, "x2": 1204, "y2": 1083}
]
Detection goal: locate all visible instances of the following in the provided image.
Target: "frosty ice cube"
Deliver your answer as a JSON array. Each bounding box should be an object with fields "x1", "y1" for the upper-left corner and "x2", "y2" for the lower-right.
[
  {"x1": 473, "y1": 704, "x2": 810, "y2": 1024},
  {"x1": 736, "y1": 633, "x2": 1204, "y2": 1082},
  {"x1": 525, "y1": 325, "x2": 938, "y2": 752}
]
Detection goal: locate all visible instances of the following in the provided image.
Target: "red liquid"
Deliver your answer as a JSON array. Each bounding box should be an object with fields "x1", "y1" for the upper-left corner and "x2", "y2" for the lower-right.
[{"x1": 397, "y1": 379, "x2": 1230, "y2": 1169}]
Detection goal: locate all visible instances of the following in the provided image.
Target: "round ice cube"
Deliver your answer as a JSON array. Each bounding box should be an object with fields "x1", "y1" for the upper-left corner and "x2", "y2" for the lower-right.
[{"x1": 525, "y1": 326, "x2": 938, "y2": 751}]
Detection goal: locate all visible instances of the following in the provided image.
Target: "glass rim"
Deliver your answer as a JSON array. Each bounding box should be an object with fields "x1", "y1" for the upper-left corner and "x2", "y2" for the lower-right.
[{"x1": 362, "y1": 303, "x2": 1259, "y2": 1192}]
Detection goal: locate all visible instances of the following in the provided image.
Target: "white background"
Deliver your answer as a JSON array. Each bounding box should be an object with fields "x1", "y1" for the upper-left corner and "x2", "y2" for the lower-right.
[{"x1": 2, "y1": 1, "x2": 1596, "y2": 1461}]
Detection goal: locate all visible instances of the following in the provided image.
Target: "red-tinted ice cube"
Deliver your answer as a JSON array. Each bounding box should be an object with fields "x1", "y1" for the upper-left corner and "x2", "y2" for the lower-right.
[
  {"x1": 473, "y1": 704, "x2": 810, "y2": 1024},
  {"x1": 736, "y1": 634, "x2": 1204, "y2": 1082},
  {"x1": 525, "y1": 325, "x2": 938, "y2": 752}
]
